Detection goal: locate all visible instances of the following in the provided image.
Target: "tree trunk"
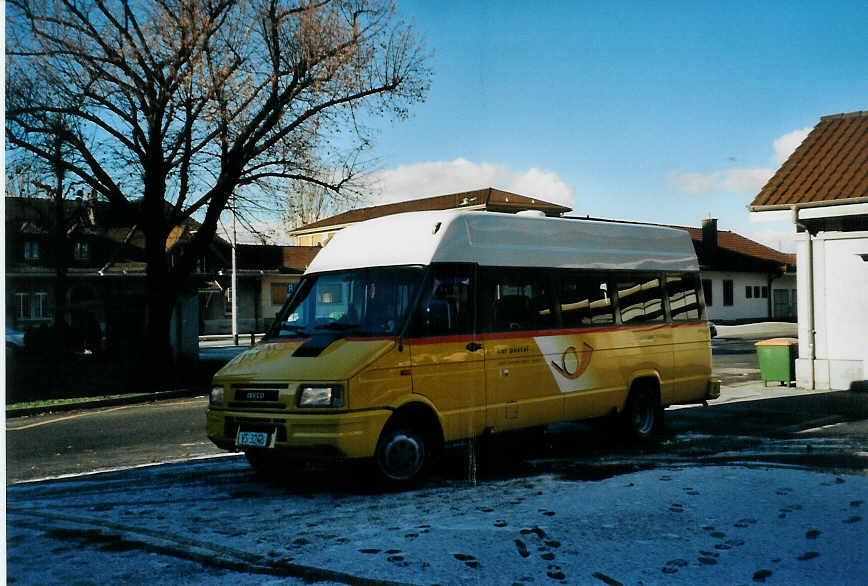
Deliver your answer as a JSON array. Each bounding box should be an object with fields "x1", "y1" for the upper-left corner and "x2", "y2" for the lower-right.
[{"x1": 140, "y1": 180, "x2": 178, "y2": 389}]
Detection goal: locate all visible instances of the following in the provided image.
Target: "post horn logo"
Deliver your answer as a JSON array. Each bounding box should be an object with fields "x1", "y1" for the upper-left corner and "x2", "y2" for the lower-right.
[{"x1": 551, "y1": 342, "x2": 593, "y2": 380}]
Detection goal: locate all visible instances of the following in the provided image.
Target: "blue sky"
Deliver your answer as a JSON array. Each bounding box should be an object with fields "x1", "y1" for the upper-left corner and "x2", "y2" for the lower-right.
[{"x1": 360, "y1": 0, "x2": 868, "y2": 251}]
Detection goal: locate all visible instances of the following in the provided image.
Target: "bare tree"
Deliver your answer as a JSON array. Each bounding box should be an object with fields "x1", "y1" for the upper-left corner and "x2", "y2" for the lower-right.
[
  {"x1": 284, "y1": 175, "x2": 367, "y2": 230},
  {"x1": 6, "y1": 0, "x2": 431, "y2": 374}
]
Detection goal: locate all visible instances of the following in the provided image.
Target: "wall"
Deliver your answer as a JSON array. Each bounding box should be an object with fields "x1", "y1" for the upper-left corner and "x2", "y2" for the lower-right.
[
  {"x1": 259, "y1": 275, "x2": 302, "y2": 331},
  {"x1": 701, "y1": 270, "x2": 794, "y2": 322},
  {"x1": 796, "y1": 230, "x2": 868, "y2": 390}
]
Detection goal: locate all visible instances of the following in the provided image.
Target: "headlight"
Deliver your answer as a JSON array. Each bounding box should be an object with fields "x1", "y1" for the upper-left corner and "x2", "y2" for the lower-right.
[
  {"x1": 297, "y1": 385, "x2": 344, "y2": 408},
  {"x1": 209, "y1": 385, "x2": 225, "y2": 406}
]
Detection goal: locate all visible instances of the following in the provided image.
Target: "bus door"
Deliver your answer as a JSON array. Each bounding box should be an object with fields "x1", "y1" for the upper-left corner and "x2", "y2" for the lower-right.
[
  {"x1": 479, "y1": 268, "x2": 564, "y2": 432},
  {"x1": 407, "y1": 264, "x2": 485, "y2": 441}
]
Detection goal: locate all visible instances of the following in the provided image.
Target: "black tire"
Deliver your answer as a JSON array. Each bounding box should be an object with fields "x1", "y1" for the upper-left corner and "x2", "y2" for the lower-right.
[
  {"x1": 622, "y1": 386, "x2": 662, "y2": 441},
  {"x1": 374, "y1": 424, "x2": 432, "y2": 489}
]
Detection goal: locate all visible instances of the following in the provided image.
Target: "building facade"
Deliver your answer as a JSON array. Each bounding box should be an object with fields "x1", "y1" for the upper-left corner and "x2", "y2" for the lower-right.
[
  {"x1": 5, "y1": 196, "x2": 204, "y2": 362},
  {"x1": 750, "y1": 110, "x2": 868, "y2": 391},
  {"x1": 199, "y1": 245, "x2": 320, "y2": 335}
]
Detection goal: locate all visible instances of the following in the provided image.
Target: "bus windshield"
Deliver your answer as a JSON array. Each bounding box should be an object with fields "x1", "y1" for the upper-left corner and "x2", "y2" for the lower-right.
[{"x1": 267, "y1": 266, "x2": 425, "y2": 339}]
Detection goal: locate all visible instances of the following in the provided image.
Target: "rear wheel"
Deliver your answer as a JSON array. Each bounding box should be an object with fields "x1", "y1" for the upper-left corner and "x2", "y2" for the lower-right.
[{"x1": 623, "y1": 386, "x2": 662, "y2": 441}]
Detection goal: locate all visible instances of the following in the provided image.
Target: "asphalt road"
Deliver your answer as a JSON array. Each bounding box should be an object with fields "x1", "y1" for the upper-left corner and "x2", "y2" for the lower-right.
[
  {"x1": 11, "y1": 321, "x2": 864, "y2": 487},
  {"x1": 6, "y1": 396, "x2": 216, "y2": 483}
]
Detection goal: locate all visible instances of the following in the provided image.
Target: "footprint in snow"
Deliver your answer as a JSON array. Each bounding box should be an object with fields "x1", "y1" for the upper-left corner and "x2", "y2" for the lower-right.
[
  {"x1": 753, "y1": 569, "x2": 773, "y2": 582},
  {"x1": 661, "y1": 559, "x2": 688, "y2": 575},
  {"x1": 453, "y1": 553, "x2": 479, "y2": 568},
  {"x1": 805, "y1": 529, "x2": 821, "y2": 539},
  {"x1": 797, "y1": 551, "x2": 819, "y2": 561},
  {"x1": 591, "y1": 571, "x2": 621, "y2": 585},
  {"x1": 520, "y1": 527, "x2": 548, "y2": 539},
  {"x1": 843, "y1": 516, "x2": 862, "y2": 524},
  {"x1": 546, "y1": 567, "x2": 566, "y2": 580}
]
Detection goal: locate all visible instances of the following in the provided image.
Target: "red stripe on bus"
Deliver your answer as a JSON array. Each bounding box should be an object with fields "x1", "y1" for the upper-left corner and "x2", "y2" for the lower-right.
[{"x1": 405, "y1": 321, "x2": 708, "y2": 345}]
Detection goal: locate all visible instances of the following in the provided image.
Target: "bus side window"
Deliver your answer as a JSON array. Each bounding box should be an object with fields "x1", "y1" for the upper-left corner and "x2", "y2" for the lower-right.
[
  {"x1": 667, "y1": 273, "x2": 701, "y2": 321},
  {"x1": 557, "y1": 270, "x2": 614, "y2": 327},
  {"x1": 481, "y1": 268, "x2": 554, "y2": 332},
  {"x1": 616, "y1": 274, "x2": 666, "y2": 324},
  {"x1": 411, "y1": 266, "x2": 473, "y2": 337}
]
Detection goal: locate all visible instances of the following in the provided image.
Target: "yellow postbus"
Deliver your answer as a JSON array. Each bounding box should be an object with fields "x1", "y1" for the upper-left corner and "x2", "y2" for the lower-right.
[{"x1": 206, "y1": 209, "x2": 719, "y2": 486}]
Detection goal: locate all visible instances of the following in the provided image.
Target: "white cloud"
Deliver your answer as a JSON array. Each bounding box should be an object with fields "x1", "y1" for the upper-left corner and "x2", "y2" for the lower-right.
[
  {"x1": 668, "y1": 125, "x2": 814, "y2": 195},
  {"x1": 773, "y1": 127, "x2": 813, "y2": 165},
  {"x1": 748, "y1": 227, "x2": 796, "y2": 253},
  {"x1": 369, "y1": 158, "x2": 577, "y2": 209},
  {"x1": 667, "y1": 168, "x2": 773, "y2": 194}
]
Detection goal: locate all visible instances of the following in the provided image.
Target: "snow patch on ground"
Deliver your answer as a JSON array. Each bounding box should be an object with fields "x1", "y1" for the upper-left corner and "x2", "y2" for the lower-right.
[{"x1": 7, "y1": 457, "x2": 868, "y2": 585}]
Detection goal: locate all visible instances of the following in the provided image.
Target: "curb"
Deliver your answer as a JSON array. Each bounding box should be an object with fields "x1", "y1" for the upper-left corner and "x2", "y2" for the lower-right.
[{"x1": 6, "y1": 388, "x2": 207, "y2": 419}]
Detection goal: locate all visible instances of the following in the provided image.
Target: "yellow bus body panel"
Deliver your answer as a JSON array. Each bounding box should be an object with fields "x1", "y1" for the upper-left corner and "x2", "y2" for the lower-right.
[{"x1": 206, "y1": 321, "x2": 713, "y2": 459}]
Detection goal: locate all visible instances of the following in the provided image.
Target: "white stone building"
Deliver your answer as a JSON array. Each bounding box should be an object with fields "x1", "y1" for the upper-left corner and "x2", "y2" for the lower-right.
[{"x1": 750, "y1": 111, "x2": 868, "y2": 391}]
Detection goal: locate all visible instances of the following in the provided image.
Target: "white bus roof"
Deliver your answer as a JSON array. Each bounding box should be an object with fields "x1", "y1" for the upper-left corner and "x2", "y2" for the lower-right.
[{"x1": 305, "y1": 209, "x2": 699, "y2": 274}]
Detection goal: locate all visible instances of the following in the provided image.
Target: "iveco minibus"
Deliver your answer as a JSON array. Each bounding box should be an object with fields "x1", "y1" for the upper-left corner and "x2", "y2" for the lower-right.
[{"x1": 206, "y1": 209, "x2": 719, "y2": 486}]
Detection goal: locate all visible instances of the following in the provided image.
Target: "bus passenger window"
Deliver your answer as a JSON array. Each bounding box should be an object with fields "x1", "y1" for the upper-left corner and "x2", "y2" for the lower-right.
[
  {"x1": 481, "y1": 268, "x2": 554, "y2": 332},
  {"x1": 557, "y1": 271, "x2": 614, "y2": 327},
  {"x1": 617, "y1": 276, "x2": 665, "y2": 324},
  {"x1": 667, "y1": 274, "x2": 701, "y2": 321},
  {"x1": 412, "y1": 267, "x2": 473, "y2": 337}
]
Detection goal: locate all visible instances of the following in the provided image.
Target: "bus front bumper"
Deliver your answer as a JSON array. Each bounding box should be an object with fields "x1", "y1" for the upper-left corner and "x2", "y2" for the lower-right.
[{"x1": 206, "y1": 408, "x2": 392, "y2": 460}]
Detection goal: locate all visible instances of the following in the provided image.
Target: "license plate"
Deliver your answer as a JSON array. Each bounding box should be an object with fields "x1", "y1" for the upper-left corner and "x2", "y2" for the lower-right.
[{"x1": 237, "y1": 430, "x2": 269, "y2": 448}]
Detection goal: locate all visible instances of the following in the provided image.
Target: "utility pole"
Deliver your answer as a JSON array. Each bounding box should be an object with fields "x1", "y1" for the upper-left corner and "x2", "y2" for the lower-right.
[{"x1": 231, "y1": 193, "x2": 239, "y2": 346}]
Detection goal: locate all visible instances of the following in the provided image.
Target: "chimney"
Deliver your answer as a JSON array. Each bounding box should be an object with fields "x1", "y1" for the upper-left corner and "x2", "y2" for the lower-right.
[{"x1": 701, "y1": 216, "x2": 718, "y2": 253}]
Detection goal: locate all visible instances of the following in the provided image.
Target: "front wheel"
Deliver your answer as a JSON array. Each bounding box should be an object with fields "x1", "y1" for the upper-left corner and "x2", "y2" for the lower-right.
[
  {"x1": 374, "y1": 425, "x2": 432, "y2": 489},
  {"x1": 622, "y1": 386, "x2": 663, "y2": 441}
]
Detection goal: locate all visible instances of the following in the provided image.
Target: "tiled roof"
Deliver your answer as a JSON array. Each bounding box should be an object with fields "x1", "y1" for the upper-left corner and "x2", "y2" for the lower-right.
[
  {"x1": 680, "y1": 225, "x2": 796, "y2": 266},
  {"x1": 751, "y1": 111, "x2": 868, "y2": 209},
  {"x1": 573, "y1": 216, "x2": 795, "y2": 266},
  {"x1": 289, "y1": 187, "x2": 571, "y2": 234}
]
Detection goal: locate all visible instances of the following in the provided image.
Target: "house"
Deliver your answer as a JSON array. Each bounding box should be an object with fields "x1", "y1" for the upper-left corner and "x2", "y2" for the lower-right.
[
  {"x1": 199, "y1": 244, "x2": 320, "y2": 335},
  {"x1": 750, "y1": 110, "x2": 868, "y2": 391},
  {"x1": 5, "y1": 195, "x2": 210, "y2": 362},
  {"x1": 574, "y1": 216, "x2": 796, "y2": 323},
  {"x1": 683, "y1": 217, "x2": 796, "y2": 323},
  {"x1": 289, "y1": 187, "x2": 572, "y2": 245}
]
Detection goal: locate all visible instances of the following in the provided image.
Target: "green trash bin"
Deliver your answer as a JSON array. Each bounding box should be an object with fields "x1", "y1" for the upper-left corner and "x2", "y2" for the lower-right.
[{"x1": 755, "y1": 338, "x2": 798, "y2": 387}]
